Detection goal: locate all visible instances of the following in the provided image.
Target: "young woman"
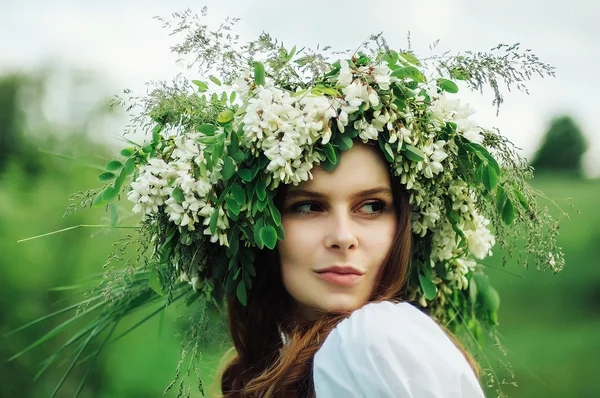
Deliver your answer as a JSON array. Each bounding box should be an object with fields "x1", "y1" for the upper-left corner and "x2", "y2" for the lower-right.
[
  {"x1": 220, "y1": 142, "x2": 485, "y2": 397},
  {"x1": 15, "y1": 25, "x2": 561, "y2": 398}
]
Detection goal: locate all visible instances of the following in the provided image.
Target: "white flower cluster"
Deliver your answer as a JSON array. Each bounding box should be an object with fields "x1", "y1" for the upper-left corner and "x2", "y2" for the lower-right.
[
  {"x1": 426, "y1": 180, "x2": 495, "y2": 292},
  {"x1": 128, "y1": 134, "x2": 229, "y2": 246},
  {"x1": 238, "y1": 62, "x2": 393, "y2": 187},
  {"x1": 429, "y1": 89, "x2": 484, "y2": 145},
  {"x1": 240, "y1": 86, "x2": 329, "y2": 186}
]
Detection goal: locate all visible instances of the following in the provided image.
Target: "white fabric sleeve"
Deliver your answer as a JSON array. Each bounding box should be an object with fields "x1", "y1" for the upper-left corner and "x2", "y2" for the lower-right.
[{"x1": 312, "y1": 301, "x2": 485, "y2": 398}]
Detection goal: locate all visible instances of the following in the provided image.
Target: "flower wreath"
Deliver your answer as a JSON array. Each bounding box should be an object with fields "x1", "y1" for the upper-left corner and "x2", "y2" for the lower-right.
[{"x1": 13, "y1": 10, "x2": 565, "y2": 396}]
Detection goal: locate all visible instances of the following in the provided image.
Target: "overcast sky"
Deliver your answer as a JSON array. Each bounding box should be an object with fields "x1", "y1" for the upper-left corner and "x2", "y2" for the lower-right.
[{"x1": 2, "y1": 0, "x2": 599, "y2": 176}]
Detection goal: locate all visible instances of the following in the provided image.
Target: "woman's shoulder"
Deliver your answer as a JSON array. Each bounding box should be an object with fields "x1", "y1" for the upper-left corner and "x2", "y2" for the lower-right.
[
  {"x1": 313, "y1": 301, "x2": 485, "y2": 397},
  {"x1": 325, "y1": 300, "x2": 445, "y2": 345}
]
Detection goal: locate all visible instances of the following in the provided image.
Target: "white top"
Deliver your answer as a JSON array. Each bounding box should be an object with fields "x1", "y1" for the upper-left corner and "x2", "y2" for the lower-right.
[{"x1": 312, "y1": 301, "x2": 485, "y2": 398}]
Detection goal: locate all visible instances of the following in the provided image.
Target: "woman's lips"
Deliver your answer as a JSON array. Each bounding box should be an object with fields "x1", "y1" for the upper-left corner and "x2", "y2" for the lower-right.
[{"x1": 316, "y1": 272, "x2": 364, "y2": 286}]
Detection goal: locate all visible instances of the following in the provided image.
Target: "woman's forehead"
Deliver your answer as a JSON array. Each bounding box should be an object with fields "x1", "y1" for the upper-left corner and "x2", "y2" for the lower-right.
[{"x1": 287, "y1": 143, "x2": 392, "y2": 197}]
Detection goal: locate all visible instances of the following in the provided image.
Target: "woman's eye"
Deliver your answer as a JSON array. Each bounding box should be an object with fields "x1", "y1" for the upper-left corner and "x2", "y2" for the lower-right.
[
  {"x1": 292, "y1": 202, "x2": 322, "y2": 214},
  {"x1": 360, "y1": 201, "x2": 387, "y2": 214}
]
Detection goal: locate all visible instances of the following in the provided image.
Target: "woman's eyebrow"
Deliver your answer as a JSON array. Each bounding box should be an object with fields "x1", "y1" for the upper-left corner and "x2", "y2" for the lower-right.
[{"x1": 285, "y1": 187, "x2": 392, "y2": 200}]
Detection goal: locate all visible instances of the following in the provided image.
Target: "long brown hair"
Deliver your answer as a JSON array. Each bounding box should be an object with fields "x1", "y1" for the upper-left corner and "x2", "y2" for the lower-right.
[{"x1": 219, "y1": 171, "x2": 477, "y2": 397}]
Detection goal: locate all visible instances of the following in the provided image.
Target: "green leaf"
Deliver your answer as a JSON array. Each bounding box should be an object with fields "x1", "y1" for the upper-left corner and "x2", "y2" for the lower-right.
[
  {"x1": 403, "y1": 144, "x2": 425, "y2": 161},
  {"x1": 113, "y1": 168, "x2": 127, "y2": 192},
  {"x1": 232, "y1": 149, "x2": 246, "y2": 163},
  {"x1": 98, "y1": 172, "x2": 116, "y2": 182},
  {"x1": 336, "y1": 135, "x2": 353, "y2": 151},
  {"x1": 390, "y1": 66, "x2": 426, "y2": 83},
  {"x1": 312, "y1": 86, "x2": 341, "y2": 97},
  {"x1": 481, "y1": 164, "x2": 498, "y2": 191},
  {"x1": 196, "y1": 136, "x2": 217, "y2": 145},
  {"x1": 257, "y1": 198, "x2": 268, "y2": 213},
  {"x1": 384, "y1": 142, "x2": 394, "y2": 162},
  {"x1": 245, "y1": 260, "x2": 256, "y2": 277},
  {"x1": 242, "y1": 270, "x2": 252, "y2": 290},
  {"x1": 105, "y1": 160, "x2": 123, "y2": 172},
  {"x1": 447, "y1": 209, "x2": 460, "y2": 225},
  {"x1": 268, "y1": 202, "x2": 281, "y2": 226},
  {"x1": 229, "y1": 91, "x2": 237, "y2": 103},
  {"x1": 419, "y1": 272, "x2": 437, "y2": 300},
  {"x1": 437, "y1": 78, "x2": 459, "y2": 93},
  {"x1": 123, "y1": 158, "x2": 135, "y2": 175},
  {"x1": 275, "y1": 223, "x2": 285, "y2": 240},
  {"x1": 225, "y1": 269, "x2": 237, "y2": 293},
  {"x1": 321, "y1": 160, "x2": 338, "y2": 172},
  {"x1": 149, "y1": 272, "x2": 164, "y2": 296},
  {"x1": 399, "y1": 52, "x2": 421, "y2": 66},
  {"x1": 213, "y1": 146, "x2": 224, "y2": 169},
  {"x1": 485, "y1": 286, "x2": 500, "y2": 313},
  {"x1": 513, "y1": 189, "x2": 529, "y2": 210},
  {"x1": 381, "y1": 50, "x2": 399, "y2": 65},
  {"x1": 217, "y1": 110, "x2": 234, "y2": 124},
  {"x1": 92, "y1": 191, "x2": 106, "y2": 207},
  {"x1": 209, "y1": 76, "x2": 222, "y2": 86},
  {"x1": 172, "y1": 187, "x2": 185, "y2": 203},
  {"x1": 192, "y1": 80, "x2": 209, "y2": 92},
  {"x1": 228, "y1": 226, "x2": 240, "y2": 257},
  {"x1": 345, "y1": 125, "x2": 359, "y2": 139},
  {"x1": 120, "y1": 147, "x2": 134, "y2": 157},
  {"x1": 198, "y1": 124, "x2": 216, "y2": 136},
  {"x1": 259, "y1": 225, "x2": 278, "y2": 250},
  {"x1": 469, "y1": 277, "x2": 478, "y2": 304},
  {"x1": 502, "y1": 198, "x2": 515, "y2": 225},
  {"x1": 226, "y1": 197, "x2": 240, "y2": 216},
  {"x1": 222, "y1": 156, "x2": 236, "y2": 181},
  {"x1": 256, "y1": 180, "x2": 267, "y2": 201},
  {"x1": 323, "y1": 143, "x2": 336, "y2": 164},
  {"x1": 236, "y1": 280, "x2": 248, "y2": 306},
  {"x1": 231, "y1": 183, "x2": 246, "y2": 205},
  {"x1": 102, "y1": 186, "x2": 118, "y2": 202},
  {"x1": 239, "y1": 168, "x2": 253, "y2": 182},
  {"x1": 483, "y1": 152, "x2": 501, "y2": 176},
  {"x1": 209, "y1": 208, "x2": 220, "y2": 235},
  {"x1": 286, "y1": 45, "x2": 297, "y2": 61},
  {"x1": 254, "y1": 62, "x2": 265, "y2": 86},
  {"x1": 253, "y1": 218, "x2": 264, "y2": 249},
  {"x1": 496, "y1": 186, "x2": 507, "y2": 214},
  {"x1": 152, "y1": 125, "x2": 162, "y2": 143}
]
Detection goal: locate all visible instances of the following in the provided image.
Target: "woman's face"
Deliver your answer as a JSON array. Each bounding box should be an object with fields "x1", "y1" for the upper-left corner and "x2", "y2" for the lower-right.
[{"x1": 277, "y1": 143, "x2": 398, "y2": 318}]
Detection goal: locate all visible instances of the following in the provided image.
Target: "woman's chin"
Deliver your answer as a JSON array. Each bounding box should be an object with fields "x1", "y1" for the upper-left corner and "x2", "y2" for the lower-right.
[{"x1": 316, "y1": 295, "x2": 367, "y2": 314}]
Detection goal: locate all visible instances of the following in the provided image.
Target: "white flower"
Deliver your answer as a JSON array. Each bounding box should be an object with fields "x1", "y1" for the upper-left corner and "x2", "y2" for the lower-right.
[
  {"x1": 337, "y1": 60, "x2": 353, "y2": 87},
  {"x1": 464, "y1": 214, "x2": 495, "y2": 259},
  {"x1": 461, "y1": 125, "x2": 484, "y2": 144},
  {"x1": 128, "y1": 159, "x2": 175, "y2": 217},
  {"x1": 337, "y1": 109, "x2": 349, "y2": 133},
  {"x1": 354, "y1": 118, "x2": 379, "y2": 141},
  {"x1": 423, "y1": 140, "x2": 448, "y2": 177},
  {"x1": 548, "y1": 252, "x2": 556, "y2": 267},
  {"x1": 367, "y1": 87, "x2": 379, "y2": 107},
  {"x1": 321, "y1": 126, "x2": 332, "y2": 145},
  {"x1": 343, "y1": 81, "x2": 369, "y2": 108},
  {"x1": 372, "y1": 64, "x2": 391, "y2": 90}
]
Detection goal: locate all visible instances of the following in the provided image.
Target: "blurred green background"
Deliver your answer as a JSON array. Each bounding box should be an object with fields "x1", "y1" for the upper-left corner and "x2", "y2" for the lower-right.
[{"x1": 1, "y1": 70, "x2": 598, "y2": 398}]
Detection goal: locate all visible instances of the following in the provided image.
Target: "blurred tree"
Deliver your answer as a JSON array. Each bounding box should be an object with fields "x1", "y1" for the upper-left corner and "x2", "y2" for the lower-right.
[
  {"x1": 0, "y1": 75, "x2": 25, "y2": 169},
  {"x1": 530, "y1": 116, "x2": 588, "y2": 176},
  {"x1": 0, "y1": 74, "x2": 46, "y2": 175}
]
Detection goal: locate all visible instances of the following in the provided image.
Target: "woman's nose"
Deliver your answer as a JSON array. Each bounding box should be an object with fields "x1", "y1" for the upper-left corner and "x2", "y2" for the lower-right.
[{"x1": 324, "y1": 212, "x2": 358, "y2": 251}]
